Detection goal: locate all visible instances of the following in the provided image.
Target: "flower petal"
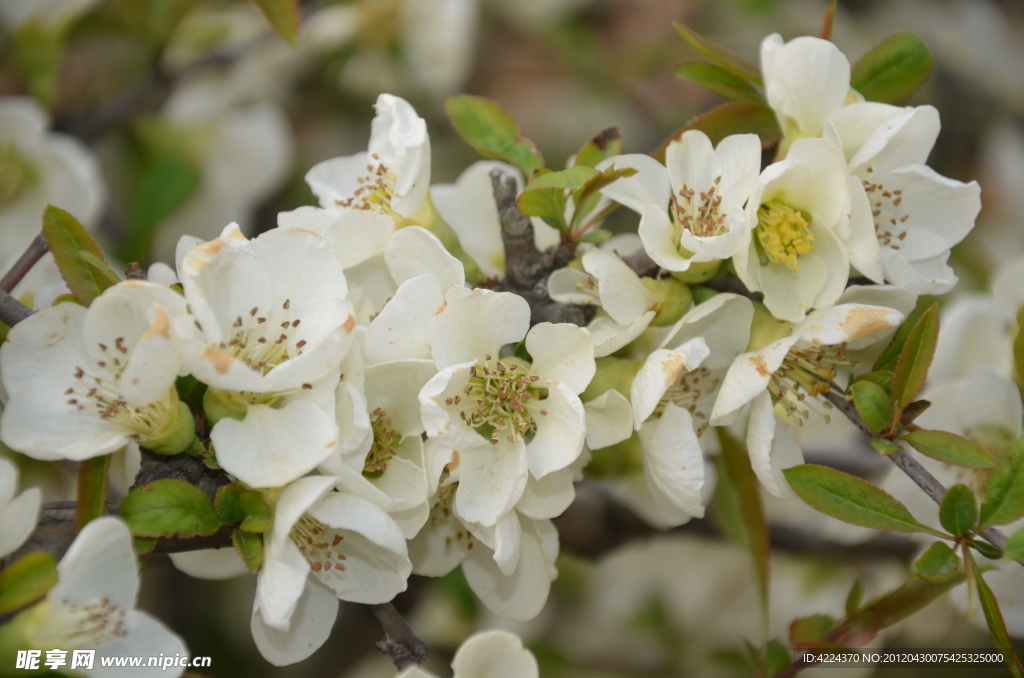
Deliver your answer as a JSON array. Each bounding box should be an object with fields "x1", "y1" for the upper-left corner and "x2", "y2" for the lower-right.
[
  {"x1": 639, "y1": 402, "x2": 705, "y2": 518},
  {"x1": 596, "y1": 154, "x2": 671, "y2": 215},
  {"x1": 582, "y1": 248, "x2": 655, "y2": 326},
  {"x1": 169, "y1": 548, "x2": 249, "y2": 581},
  {"x1": 517, "y1": 467, "x2": 575, "y2": 521},
  {"x1": 455, "y1": 441, "x2": 528, "y2": 527},
  {"x1": 451, "y1": 630, "x2": 539, "y2": 678},
  {"x1": 747, "y1": 391, "x2": 804, "y2": 500},
  {"x1": 0, "y1": 486, "x2": 40, "y2": 559},
  {"x1": 385, "y1": 225, "x2": 465, "y2": 290},
  {"x1": 428, "y1": 288, "x2": 530, "y2": 369},
  {"x1": 525, "y1": 382, "x2": 587, "y2": 478},
  {"x1": 366, "y1": 275, "x2": 445, "y2": 365},
  {"x1": 583, "y1": 388, "x2": 633, "y2": 450},
  {"x1": 631, "y1": 340, "x2": 710, "y2": 426},
  {"x1": 252, "y1": 575, "x2": 338, "y2": 666},
  {"x1": 49, "y1": 517, "x2": 137, "y2": 611},
  {"x1": 526, "y1": 322, "x2": 595, "y2": 394},
  {"x1": 91, "y1": 611, "x2": 188, "y2": 678}
]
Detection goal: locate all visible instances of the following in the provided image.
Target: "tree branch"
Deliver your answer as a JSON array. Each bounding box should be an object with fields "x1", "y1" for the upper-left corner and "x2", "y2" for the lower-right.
[
  {"x1": 0, "y1": 233, "x2": 48, "y2": 293},
  {"x1": 0, "y1": 288, "x2": 32, "y2": 326},
  {"x1": 370, "y1": 602, "x2": 427, "y2": 670}
]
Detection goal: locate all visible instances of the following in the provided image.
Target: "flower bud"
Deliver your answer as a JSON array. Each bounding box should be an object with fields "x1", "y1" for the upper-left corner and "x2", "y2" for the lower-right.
[
  {"x1": 202, "y1": 388, "x2": 250, "y2": 426},
  {"x1": 669, "y1": 259, "x2": 722, "y2": 284},
  {"x1": 142, "y1": 398, "x2": 196, "y2": 455},
  {"x1": 581, "y1": 356, "x2": 641, "y2": 403},
  {"x1": 641, "y1": 277, "x2": 693, "y2": 327},
  {"x1": 747, "y1": 302, "x2": 793, "y2": 351}
]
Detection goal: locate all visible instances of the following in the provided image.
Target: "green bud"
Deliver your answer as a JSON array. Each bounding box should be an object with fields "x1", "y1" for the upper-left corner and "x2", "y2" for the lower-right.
[
  {"x1": 747, "y1": 301, "x2": 793, "y2": 351},
  {"x1": 581, "y1": 356, "x2": 641, "y2": 403},
  {"x1": 669, "y1": 259, "x2": 722, "y2": 284},
  {"x1": 203, "y1": 388, "x2": 250, "y2": 426},
  {"x1": 142, "y1": 398, "x2": 196, "y2": 455},
  {"x1": 588, "y1": 433, "x2": 644, "y2": 477},
  {"x1": 691, "y1": 285, "x2": 719, "y2": 305},
  {"x1": 641, "y1": 277, "x2": 693, "y2": 327}
]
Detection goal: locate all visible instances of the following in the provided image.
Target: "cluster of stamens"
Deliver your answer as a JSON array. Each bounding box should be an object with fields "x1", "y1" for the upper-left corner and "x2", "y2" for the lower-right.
[
  {"x1": 670, "y1": 176, "x2": 728, "y2": 239},
  {"x1": 291, "y1": 514, "x2": 347, "y2": 574},
  {"x1": 756, "y1": 200, "x2": 815, "y2": 270},
  {"x1": 220, "y1": 299, "x2": 305, "y2": 375},
  {"x1": 334, "y1": 153, "x2": 401, "y2": 219},
  {"x1": 429, "y1": 490, "x2": 476, "y2": 552},
  {"x1": 454, "y1": 355, "x2": 542, "y2": 445},
  {"x1": 33, "y1": 597, "x2": 128, "y2": 649},
  {"x1": 862, "y1": 169, "x2": 909, "y2": 250},
  {"x1": 767, "y1": 345, "x2": 852, "y2": 424},
  {"x1": 656, "y1": 366, "x2": 719, "y2": 437},
  {"x1": 364, "y1": 408, "x2": 400, "y2": 475}
]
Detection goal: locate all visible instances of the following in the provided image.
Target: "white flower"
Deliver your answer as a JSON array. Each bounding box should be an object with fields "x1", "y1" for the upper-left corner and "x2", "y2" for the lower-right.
[
  {"x1": 252, "y1": 475, "x2": 411, "y2": 665},
  {"x1": 0, "y1": 97, "x2": 103, "y2": 262},
  {"x1": 760, "y1": 33, "x2": 855, "y2": 151},
  {"x1": 735, "y1": 137, "x2": 855, "y2": 322},
  {"x1": 176, "y1": 224, "x2": 357, "y2": 488},
  {"x1": 0, "y1": 458, "x2": 40, "y2": 559},
  {"x1": 396, "y1": 629, "x2": 538, "y2": 678},
  {"x1": 711, "y1": 303, "x2": 904, "y2": 498},
  {"x1": 829, "y1": 103, "x2": 981, "y2": 294},
  {"x1": 0, "y1": 281, "x2": 192, "y2": 461},
  {"x1": 598, "y1": 131, "x2": 761, "y2": 272},
  {"x1": 11, "y1": 517, "x2": 188, "y2": 677},
  {"x1": 417, "y1": 287, "x2": 594, "y2": 527}
]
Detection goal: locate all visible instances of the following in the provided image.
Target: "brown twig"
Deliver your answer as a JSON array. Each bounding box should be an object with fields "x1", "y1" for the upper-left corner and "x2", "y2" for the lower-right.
[
  {"x1": 369, "y1": 603, "x2": 427, "y2": 670},
  {"x1": 0, "y1": 288, "x2": 33, "y2": 327},
  {"x1": 0, "y1": 234, "x2": 48, "y2": 293}
]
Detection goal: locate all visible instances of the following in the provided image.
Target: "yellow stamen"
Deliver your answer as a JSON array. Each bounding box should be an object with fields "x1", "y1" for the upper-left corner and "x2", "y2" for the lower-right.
[{"x1": 756, "y1": 200, "x2": 814, "y2": 270}]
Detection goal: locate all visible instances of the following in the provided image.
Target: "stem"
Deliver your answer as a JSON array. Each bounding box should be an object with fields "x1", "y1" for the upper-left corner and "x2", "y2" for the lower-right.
[
  {"x1": 0, "y1": 233, "x2": 47, "y2": 293},
  {"x1": 369, "y1": 603, "x2": 427, "y2": 670},
  {"x1": 0, "y1": 289, "x2": 32, "y2": 327}
]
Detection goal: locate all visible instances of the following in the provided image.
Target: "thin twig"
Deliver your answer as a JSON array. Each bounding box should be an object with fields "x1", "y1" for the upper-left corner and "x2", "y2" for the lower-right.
[
  {"x1": 0, "y1": 233, "x2": 48, "y2": 293},
  {"x1": 369, "y1": 603, "x2": 427, "y2": 670},
  {"x1": 0, "y1": 288, "x2": 32, "y2": 327}
]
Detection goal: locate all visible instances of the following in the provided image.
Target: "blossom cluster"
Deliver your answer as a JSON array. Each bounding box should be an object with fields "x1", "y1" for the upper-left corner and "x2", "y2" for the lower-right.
[{"x1": 0, "y1": 32, "x2": 981, "y2": 671}]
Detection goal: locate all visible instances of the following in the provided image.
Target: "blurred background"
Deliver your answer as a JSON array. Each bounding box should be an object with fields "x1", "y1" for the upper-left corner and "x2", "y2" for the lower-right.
[{"x1": 2, "y1": 0, "x2": 1024, "y2": 675}]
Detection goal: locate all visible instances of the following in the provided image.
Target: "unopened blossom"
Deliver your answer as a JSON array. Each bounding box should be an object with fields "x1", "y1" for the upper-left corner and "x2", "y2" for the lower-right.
[
  {"x1": 735, "y1": 137, "x2": 855, "y2": 322},
  {"x1": 253, "y1": 475, "x2": 411, "y2": 665},
  {"x1": 2, "y1": 517, "x2": 188, "y2": 677},
  {"x1": 0, "y1": 458, "x2": 40, "y2": 560},
  {"x1": 176, "y1": 224, "x2": 356, "y2": 488},
  {"x1": 0, "y1": 97, "x2": 103, "y2": 262},
  {"x1": 397, "y1": 629, "x2": 539, "y2": 678},
  {"x1": 711, "y1": 303, "x2": 904, "y2": 498},
  {"x1": 829, "y1": 103, "x2": 981, "y2": 294},
  {"x1": 1, "y1": 281, "x2": 193, "y2": 461},
  {"x1": 598, "y1": 131, "x2": 761, "y2": 274}
]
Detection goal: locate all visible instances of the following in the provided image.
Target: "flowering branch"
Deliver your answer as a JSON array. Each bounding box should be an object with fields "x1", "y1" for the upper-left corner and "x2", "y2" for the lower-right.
[{"x1": 370, "y1": 603, "x2": 428, "y2": 670}]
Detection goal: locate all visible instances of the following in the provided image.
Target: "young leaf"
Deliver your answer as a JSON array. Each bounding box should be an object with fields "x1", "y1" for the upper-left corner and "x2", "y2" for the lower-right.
[
  {"x1": 653, "y1": 102, "x2": 781, "y2": 163},
  {"x1": 574, "y1": 127, "x2": 622, "y2": 168},
  {"x1": 850, "y1": 381, "x2": 891, "y2": 434},
  {"x1": 43, "y1": 205, "x2": 117, "y2": 307},
  {"x1": 1005, "y1": 529, "x2": 1024, "y2": 563},
  {"x1": 790, "y1": 615, "x2": 835, "y2": 647},
  {"x1": 914, "y1": 542, "x2": 960, "y2": 582},
  {"x1": 899, "y1": 430, "x2": 994, "y2": 469},
  {"x1": 445, "y1": 95, "x2": 544, "y2": 176},
  {"x1": 233, "y1": 529, "x2": 264, "y2": 573},
  {"x1": 967, "y1": 550, "x2": 1024, "y2": 677},
  {"x1": 979, "y1": 436, "x2": 1024, "y2": 528},
  {"x1": 121, "y1": 154, "x2": 201, "y2": 264},
  {"x1": 673, "y1": 23, "x2": 762, "y2": 85},
  {"x1": 853, "y1": 370, "x2": 893, "y2": 393},
  {"x1": 765, "y1": 640, "x2": 791, "y2": 677},
  {"x1": 252, "y1": 0, "x2": 300, "y2": 45},
  {"x1": 939, "y1": 484, "x2": 978, "y2": 536},
  {"x1": 571, "y1": 165, "x2": 636, "y2": 232},
  {"x1": 871, "y1": 438, "x2": 899, "y2": 455},
  {"x1": 76, "y1": 454, "x2": 111, "y2": 531},
  {"x1": 782, "y1": 464, "x2": 943, "y2": 536},
  {"x1": 821, "y1": 1, "x2": 837, "y2": 41},
  {"x1": 718, "y1": 430, "x2": 770, "y2": 639},
  {"x1": 900, "y1": 399, "x2": 931, "y2": 426},
  {"x1": 0, "y1": 551, "x2": 57, "y2": 615},
  {"x1": 845, "y1": 577, "x2": 864, "y2": 615},
  {"x1": 873, "y1": 308, "x2": 923, "y2": 373},
  {"x1": 79, "y1": 251, "x2": 121, "y2": 290},
  {"x1": 575, "y1": 229, "x2": 612, "y2": 244},
  {"x1": 120, "y1": 479, "x2": 225, "y2": 538},
  {"x1": 851, "y1": 31, "x2": 933, "y2": 104},
  {"x1": 891, "y1": 303, "x2": 939, "y2": 415},
  {"x1": 215, "y1": 483, "x2": 246, "y2": 525},
  {"x1": 518, "y1": 166, "x2": 597, "y2": 228},
  {"x1": 238, "y1": 490, "x2": 272, "y2": 533},
  {"x1": 675, "y1": 62, "x2": 765, "y2": 103}
]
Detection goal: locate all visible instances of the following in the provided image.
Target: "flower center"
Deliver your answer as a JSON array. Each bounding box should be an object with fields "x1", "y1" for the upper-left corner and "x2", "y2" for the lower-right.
[
  {"x1": 670, "y1": 176, "x2": 728, "y2": 240},
  {"x1": 291, "y1": 514, "x2": 348, "y2": 576},
  {"x1": 457, "y1": 356, "x2": 541, "y2": 445},
  {"x1": 364, "y1": 407, "x2": 400, "y2": 476},
  {"x1": 861, "y1": 171, "x2": 909, "y2": 251},
  {"x1": 27, "y1": 598, "x2": 129, "y2": 650},
  {"x1": 219, "y1": 298, "x2": 307, "y2": 375},
  {"x1": 767, "y1": 345, "x2": 854, "y2": 424},
  {"x1": 655, "y1": 366, "x2": 719, "y2": 437},
  {"x1": 755, "y1": 200, "x2": 814, "y2": 270},
  {"x1": 0, "y1": 144, "x2": 37, "y2": 207},
  {"x1": 334, "y1": 153, "x2": 402, "y2": 220}
]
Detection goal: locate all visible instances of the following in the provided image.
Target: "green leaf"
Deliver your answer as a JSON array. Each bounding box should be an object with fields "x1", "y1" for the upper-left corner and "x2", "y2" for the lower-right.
[
  {"x1": 120, "y1": 479, "x2": 225, "y2": 538},
  {"x1": 0, "y1": 552, "x2": 57, "y2": 615},
  {"x1": 133, "y1": 537, "x2": 158, "y2": 558},
  {"x1": 215, "y1": 483, "x2": 246, "y2": 525},
  {"x1": 765, "y1": 640, "x2": 791, "y2": 677},
  {"x1": 914, "y1": 542, "x2": 960, "y2": 582},
  {"x1": 900, "y1": 399, "x2": 931, "y2": 426},
  {"x1": 238, "y1": 490, "x2": 272, "y2": 533},
  {"x1": 673, "y1": 23, "x2": 762, "y2": 85},
  {"x1": 783, "y1": 464, "x2": 943, "y2": 536},
  {"x1": 445, "y1": 95, "x2": 545, "y2": 176},
  {"x1": 570, "y1": 165, "x2": 636, "y2": 233},
  {"x1": 653, "y1": 102, "x2": 780, "y2": 163},
  {"x1": 121, "y1": 154, "x2": 201, "y2": 264},
  {"x1": 790, "y1": 615, "x2": 835, "y2": 647},
  {"x1": 851, "y1": 31, "x2": 933, "y2": 104},
  {"x1": 854, "y1": 370, "x2": 893, "y2": 393},
  {"x1": 845, "y1": 577, "x2": 864, "y2": 615},
  {"x1": 43, "y1": 205, "x2": 117, "y2": 307},
  {"x1": 891, "y1": 303, "x2": 939, "y2": 415},
  {"x1": 873, "y1": 308, "x2": 922, "y2": 373},
  {"x1": 1005, "y1": 529, "x2": 1024, "y2": 563},
  {"x1": 968, "y1": 550, "x2": 1024, "y2": 677},
  {"x1": 76, "y1": 455, "x2": 111, "y2": 531},
  {"x1": 718, "y1": 429, "x2": 770, "y2": 638},
  {"x1": 979, "y1": 436, "x2": 1024, "y2": 528},
  {"x1": 900, "y1": 430, "x2": 994, "y2": 469},
  {"x1": 175, "y1": 374, "x2": 207, "y2": 412},
  {"x1": 871, "y1": 438, "x2": 899, "y2": 455},
  {"x1": 712, "y1": 451, "x2": 747, "y2": 548},
  {"x1": 252, "y1": 0, "x2": 300, "y2": 45},
  {"x1": 233, "y1": 529, "x2": 264, "y2": 573},
  {"x1": 518, "y1": 166, "x2": 597, "y2": 228},
  {"x1": 676, "y1": 62, "x2": 765, "y2": 103},
  {"x1": 850, "y1": 381, "x2": 891, "y2": 434},
  {"x1": 972, "y1": 539, "x2": 1003, "y2": 560},
  {"x1": 939, "y1": 484, "x2": 977, "y2": 537},
  {"x1": 575, "y1": 229, "x2": 613, "y2": 244},
  {"x1": 574, "y1": 127, "x2": 622, "y2": 168},
  {"x1": 79, "y1": 251, "x2": 121, "y2": 290}
]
